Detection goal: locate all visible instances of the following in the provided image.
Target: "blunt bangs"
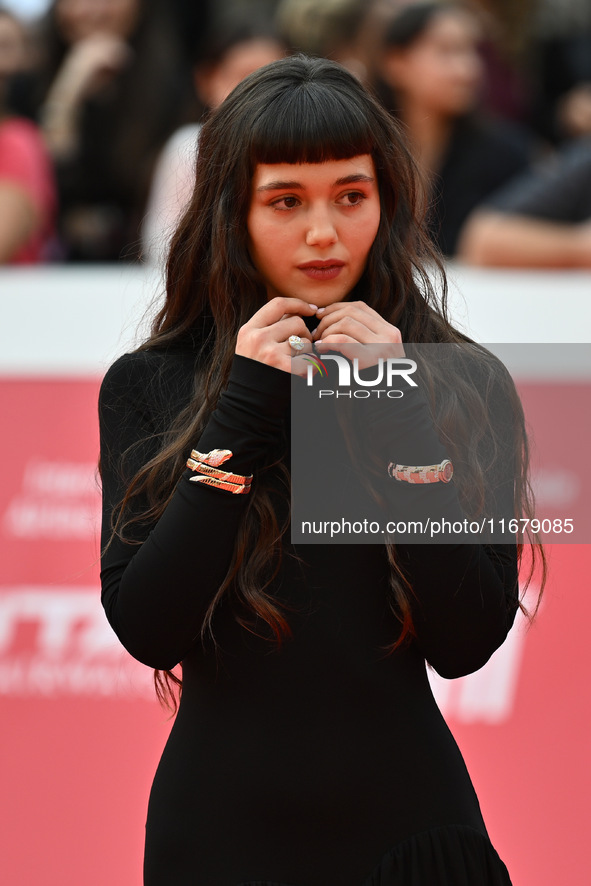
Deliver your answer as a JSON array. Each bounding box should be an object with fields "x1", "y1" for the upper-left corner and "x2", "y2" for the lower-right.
[{"x1": 248, "y1": 77, "x2": 375, "y2": 167}]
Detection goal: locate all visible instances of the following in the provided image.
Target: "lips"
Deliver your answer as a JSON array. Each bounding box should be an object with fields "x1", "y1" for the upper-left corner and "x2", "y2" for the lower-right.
[
  {"x1": 298, "y1": 259, "x2": 345, "y2": 269},
  {"x1": 298, "y1": 259, "x2": 345, "y2": 281}
]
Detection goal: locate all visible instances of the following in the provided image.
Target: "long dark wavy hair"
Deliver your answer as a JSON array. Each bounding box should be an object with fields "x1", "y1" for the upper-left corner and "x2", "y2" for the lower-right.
[{"x1": 107, "y1": 55, "x2": 544, "y2": 710}]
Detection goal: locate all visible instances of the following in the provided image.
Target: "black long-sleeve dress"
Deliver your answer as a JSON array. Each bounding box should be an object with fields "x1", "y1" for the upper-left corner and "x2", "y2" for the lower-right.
[{"x1": 99, "y1": 342, "x2": 518, "y2": 886}]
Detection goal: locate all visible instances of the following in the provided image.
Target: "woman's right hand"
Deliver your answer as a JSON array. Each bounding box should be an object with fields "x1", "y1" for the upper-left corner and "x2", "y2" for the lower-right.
[{"x1": 235, "y1": 297, "x2": 318, "y2": 374}]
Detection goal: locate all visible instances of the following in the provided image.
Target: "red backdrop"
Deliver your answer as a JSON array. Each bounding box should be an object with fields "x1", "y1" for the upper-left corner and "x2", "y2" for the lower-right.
[{"x1": 0, "y1": 377, "x2": 589, "y2": 885}]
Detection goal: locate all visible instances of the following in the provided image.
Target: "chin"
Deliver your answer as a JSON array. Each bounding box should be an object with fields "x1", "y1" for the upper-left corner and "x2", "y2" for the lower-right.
[{"x1": 318, "y1": 291, "x2": 350, "y2": 307}]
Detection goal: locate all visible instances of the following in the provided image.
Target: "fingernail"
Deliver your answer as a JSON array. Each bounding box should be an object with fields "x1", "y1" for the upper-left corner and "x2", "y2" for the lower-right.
[
  {"x1": 308, "y1": 303, "x2": 319, "y2": 310},
  {"x1": 316, "y1": 307, "x2": 326, "y2": 313}
]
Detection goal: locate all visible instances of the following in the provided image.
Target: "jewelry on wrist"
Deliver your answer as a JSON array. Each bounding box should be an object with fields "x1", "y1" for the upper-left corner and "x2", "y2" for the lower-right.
[
  {"x1": 186, "y1": 448, "x2": 252, "y2": 494},
  {"x1": 191, "y1": 448, "x2": 233, "y2": 467},
  {"x1": 189, "y1": 475, "x2": 251, "y2": 494},
  {"x1": 186, "y1": 457, "x2": 252, "y2": 487},
  {"x1": 388, "y1": 458, "x2": 453, "y2": 484}
]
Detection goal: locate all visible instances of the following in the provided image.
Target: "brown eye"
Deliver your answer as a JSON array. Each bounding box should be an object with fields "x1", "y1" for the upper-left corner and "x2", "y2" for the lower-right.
[
  {"x1": 271, "y1": 195, "x2": 300, "y2": 210},
  {"x1": 337, "y1": 191, "x2": 366, "y2": 206}
]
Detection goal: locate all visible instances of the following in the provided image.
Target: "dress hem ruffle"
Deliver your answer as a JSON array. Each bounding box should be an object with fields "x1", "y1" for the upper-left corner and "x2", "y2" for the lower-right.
[{"x1": 237, "y1": 822, "x2": 513, "y2": 886}]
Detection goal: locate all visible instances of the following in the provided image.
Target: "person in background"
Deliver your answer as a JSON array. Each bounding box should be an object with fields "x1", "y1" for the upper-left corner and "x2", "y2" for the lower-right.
[
  {"x1": 464, "y1": 0, "x2": 535, "y2": 126},
  {"x1": 142, "y1": 22, "x2": 285, "y2": 263},
  {"x1": 167, "y1": 0, "x2": 212, "y2": 76},
  {"x1": 31, "y1": 0, "x2": 190, "y2": 261},
  {"x1": 376, "y1": 0, "x2": 535, "y2": 256},
  {"x1": 0, "y1": 5, "x2": 56, "y2": 263},
  {"x1": 457, "y1": 137, "x2": 591, "y2": 268},
  {"x1": 529, "y1": 0, "x2": 591, "y2": 145},
  {"x1": 275, "y1": 0, "x2": 370, "y2": 83}
]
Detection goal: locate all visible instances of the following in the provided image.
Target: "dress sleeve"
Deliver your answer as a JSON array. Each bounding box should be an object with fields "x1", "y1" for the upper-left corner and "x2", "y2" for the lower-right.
[
  {"x1": 358, "y1": 360, "x2": 521, "y2": 679},
  {"x1": 99, "y1": 351, "x2": 290, "y2": 670},
  {"x1": 401, "y1": 540, "x2": 519, "y2": 679}
]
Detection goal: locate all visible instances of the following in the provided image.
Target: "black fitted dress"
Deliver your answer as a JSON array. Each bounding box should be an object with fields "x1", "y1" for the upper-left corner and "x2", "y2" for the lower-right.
[{"x1": 99, "y1": 342, "x2": 518, "y2": 886}]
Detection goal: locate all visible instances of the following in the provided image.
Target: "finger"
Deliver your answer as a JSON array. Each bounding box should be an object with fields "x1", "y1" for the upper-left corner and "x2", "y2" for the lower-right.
[
  {"x1": 268, "y1": 316, "x2": 314, "y2": 343},
  {"x1": 287, "y1": 340, "x2": 314, "y2": 361},
  {"x1": 320, "y1": 300, "x2": 401, "y2": 337},
  {"x1": 315, "y1": 334, "x2": 360, "y2": 348},
  {"x1": 314, "y1": 336, "x2": 361, "y2": 365},
  {"x1": 235, "y1": 316, "x2": 313, "y2": 367},
  {"x1": 248, "y1": 296, "x2": 319, "y2": 329},
  {"x1": 314, "y1": 317, "x2": 403, "y2": 346},
  {"x1": 314, "y1": 304, "x2": 397, "y2": 341},
  {"x1": 290, "y1": 351, "x2": 318, "y2": 378},
  {"x1": 315, "y1": 337, "x2": 405, "y2": 365},
  {"x1": 314, "y1": 300, "x2": 380, "y2": 320},
  {"x1": 314, "y1": 315, "x2": 375, "y2": 343}
]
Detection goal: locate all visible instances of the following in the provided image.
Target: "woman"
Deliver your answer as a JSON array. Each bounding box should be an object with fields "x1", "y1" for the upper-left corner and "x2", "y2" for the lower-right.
[
  {"x1": 99, "y1": 55, "x2": 541, "y2": 886},
  {"x1": 33, "y1": 0, "x2": 188, "y2": 260},
  {"x1": 377, "y1": 1, "x2": 534, "y2": 256}
]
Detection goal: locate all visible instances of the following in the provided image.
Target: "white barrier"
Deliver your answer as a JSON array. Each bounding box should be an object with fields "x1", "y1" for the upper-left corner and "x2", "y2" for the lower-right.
[{"x1": 0, "y1": 263, "x2": 590, "y2": 376}]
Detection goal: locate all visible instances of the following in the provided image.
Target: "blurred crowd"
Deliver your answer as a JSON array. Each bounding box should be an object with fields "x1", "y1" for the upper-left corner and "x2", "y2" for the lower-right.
[{"x1": 0, "y1": 0, "x2": 590, "y2": 268}]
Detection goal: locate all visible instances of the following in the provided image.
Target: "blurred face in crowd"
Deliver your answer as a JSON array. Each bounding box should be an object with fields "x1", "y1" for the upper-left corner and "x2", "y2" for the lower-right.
[
  {"x1": 0, "y1": 12, "x2": 27, "y2": 79},
  {"x1": 195, "y1": 39, "x2": 285, "y2": 109},
  {"x1": 55, "y1": 0, "x2": 141, "y2": 43},
  {"x1": 383, "y1": 9, "x2": 483, "y2": 117}
]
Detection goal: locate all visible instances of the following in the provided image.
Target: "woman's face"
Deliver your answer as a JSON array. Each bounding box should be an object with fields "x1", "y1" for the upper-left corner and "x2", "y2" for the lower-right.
[
  {"x1": 383, "y1": 10, "x2": 483, "y2": 117},
  {"x1": 56, "y1": 0, "x2": 140, "y2": 43},
  {"x1": 247, "y1": 155, "x2": 381, "y2": 308}
]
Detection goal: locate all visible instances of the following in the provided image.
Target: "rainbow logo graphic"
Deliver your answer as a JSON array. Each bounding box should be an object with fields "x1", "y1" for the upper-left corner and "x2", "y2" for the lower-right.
[{"x1": 301, "y1": 355, "x2": 329, "y2": 377}]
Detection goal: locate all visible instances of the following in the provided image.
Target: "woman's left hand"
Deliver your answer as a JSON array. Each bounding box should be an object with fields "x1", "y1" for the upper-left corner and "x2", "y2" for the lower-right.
[{"x1": 312, "y1": 301, "x2": 405, "y2": 364}]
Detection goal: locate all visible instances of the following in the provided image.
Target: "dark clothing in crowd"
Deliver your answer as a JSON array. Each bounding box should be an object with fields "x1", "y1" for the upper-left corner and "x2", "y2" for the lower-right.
[
  {"x1": 484, "y1": 138, "x2": 591, "y2": 222},
  {"x1": 429, "y1": 115, "x2": 533, "y2": 256},
  {"x1": 531, "y1": 35, "x2": 591, "y2": 143}
]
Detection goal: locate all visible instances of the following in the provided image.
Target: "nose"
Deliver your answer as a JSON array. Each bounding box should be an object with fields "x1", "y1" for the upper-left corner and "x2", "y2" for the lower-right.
[{"x1": 305, "y1": 205, "x2": 338, "y2": 248}]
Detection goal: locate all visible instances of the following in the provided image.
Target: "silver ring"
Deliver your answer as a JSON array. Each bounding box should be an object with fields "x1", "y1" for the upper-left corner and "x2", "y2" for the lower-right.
[{"x1": 288, "y1": 334, "x2": 305, "y2": 352}]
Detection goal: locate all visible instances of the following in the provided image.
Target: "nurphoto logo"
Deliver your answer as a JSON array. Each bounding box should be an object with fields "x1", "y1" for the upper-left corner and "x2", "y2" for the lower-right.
[{"x1": 303, "y1": 353, "x2": 418, "y2": 398}]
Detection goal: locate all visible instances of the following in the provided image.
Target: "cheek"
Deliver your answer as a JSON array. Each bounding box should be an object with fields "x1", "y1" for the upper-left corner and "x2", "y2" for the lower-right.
[
  {"x1": 359, "y1": 209, "x2": 381, "y2": 257},
  {"x1": 247, "y1": 218, "x2": 288, "y2": 281},
  {"x1": 250, "y1": 218, "x2": 293, "y2": 261},
  {"x1": 246, "y1": 211, "x2": 263, "y2": 262}
]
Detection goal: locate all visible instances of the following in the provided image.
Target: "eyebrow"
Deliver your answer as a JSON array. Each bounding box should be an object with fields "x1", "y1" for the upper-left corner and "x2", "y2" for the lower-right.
[{"x1": 256, "y1": 173, "x2": 375, "y2": 192}]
